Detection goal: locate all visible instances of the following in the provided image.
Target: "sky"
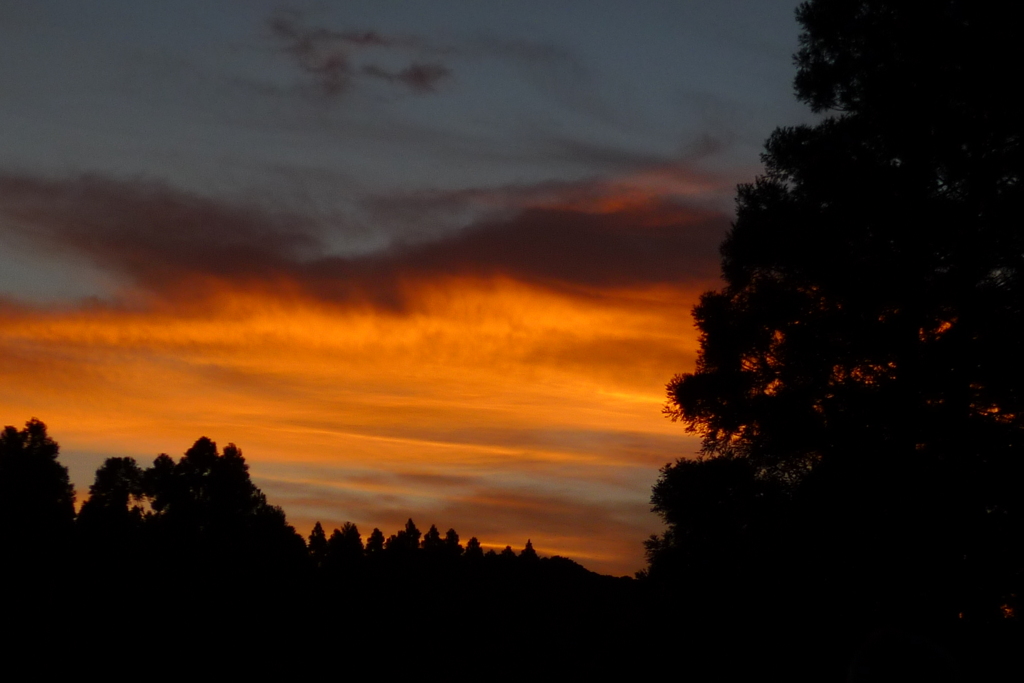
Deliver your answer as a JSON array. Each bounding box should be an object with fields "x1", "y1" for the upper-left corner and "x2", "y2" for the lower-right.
[{"x1": 0, "y1": 0, "x2": 811, "y2": 575}]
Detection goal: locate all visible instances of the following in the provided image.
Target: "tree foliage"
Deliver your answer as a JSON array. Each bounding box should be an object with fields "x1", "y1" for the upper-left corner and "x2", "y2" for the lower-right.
[
  {"x1": 443, "y1": 527, "x2": 462, "y2": 559},
  {"x1": 421, "y1": 523, "x2": 444, "y2": 553},
  {"x1": 324, "y1": 521, "x2": 364, "y2": 571},
  {"x1": 308, "y1": 521, "x2": 328, "y2": 568},
  {"x1": 77, "y1": 456, "x2": 146, "y2": 544},
  {"x1": 669, "y1": 0, "x2": 1023, "y2": 466},
  {"x1": 654, "y1": 0, "x2": 1024, "y2": 624},
  {"x1": 366, "y1": 527, "x2": 385, "y2": 555},
  {"x1": 0, "y1": 418, "x2": 75, "y2": 550},
  {"x1": 465, "y1": 536, "x2": 483, "y2": 560},
  {"x1": 137, "y1": 437, "x2": 306, "y2": 569}
]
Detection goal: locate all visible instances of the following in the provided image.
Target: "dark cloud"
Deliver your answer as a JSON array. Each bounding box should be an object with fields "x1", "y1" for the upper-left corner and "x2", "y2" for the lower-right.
[
  {"x1": 0, "y1": 172, "x2": 727, "y2": 309},
  {"x1": 268, "y1": 12, "x2": 450, "y2": 96},
  {"x1": 326, "y1": 202, "x2": 723, "y2": 302},
  {"x1": 0, "y1": 174, "x2": 319, "y2": 295},
  {"x1": 269, "y1": 13, "x2": 353, "y2": 95},
  {"x1": 362, "y1": 62, "x2": 451, "y2": 92}
]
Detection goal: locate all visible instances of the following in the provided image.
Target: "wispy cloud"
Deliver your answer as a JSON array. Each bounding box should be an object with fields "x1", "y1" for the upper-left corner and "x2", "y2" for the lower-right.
[{"x1": 268, "y1": 11, "x2": 451, "y2": 96}]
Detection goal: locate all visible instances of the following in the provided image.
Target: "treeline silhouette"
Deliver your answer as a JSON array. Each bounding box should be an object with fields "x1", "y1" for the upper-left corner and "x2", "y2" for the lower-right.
[
  {"x1": 0, "y1": 419, "x2": 571, "y2": 580},
  {"x1": 1, "y1": 419, "x2": 643, "y2": 670}
]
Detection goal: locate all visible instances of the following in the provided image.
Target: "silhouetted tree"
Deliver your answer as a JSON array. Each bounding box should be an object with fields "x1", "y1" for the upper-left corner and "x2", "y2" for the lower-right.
[
  {"x1": 465, "y1": 536, "x2": 483, "y2": 561},
  {"x1": 443, "y1": 527, "x2": 462, "y2": 559},
  {"x1": 143, "y1": 453, "x2": 175, "y2": 513},
  {"x1": 366, "y1": 527, "x2": 385, "y2": 555},
  {"x1": 142, "y1": 437, "x2": 305, "y2": 569},
  {"x1": 520, "y1": 539, "x2": 538, "y2": 562},
  {"x1": 421, "y1": 524, "x2": 443, "y2": 553},
  {"x1": 82, "y1": 457, "x2": 145, "y2": 513},
  {"x1": 77, "y1": 456, "x2": 146, "y2": 543},
  {"x1": 340, "y1": 521, "x2": 362, "y2": 551},
  {"x1": 0, "y1": 419, "x2": 75, "y2": 553},
  {"x1": 385, "y1": 518, "x2": 421, "y2": 555},
  {"x1": 308, "y1": 522, "x2": 328, "y2": 568},
  {"x1": 403, "y1": 518, "x2": 421, "y2": 548},
  {"x1": 644, "y1": 455, "x2": 787, "y2": 585},
  {"x1": 325, "y1": 521, "x2": 363, "y2": 571},
  {"x1": 658, "y1": 0, "x2": 1024, "y2": 626}
]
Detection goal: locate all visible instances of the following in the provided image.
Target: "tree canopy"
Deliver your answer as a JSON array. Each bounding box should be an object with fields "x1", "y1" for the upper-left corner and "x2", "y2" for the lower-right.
[
  {"x1": 0, "y1": 418, "x2": 75, "y2": 552},
  {"x1": 655, "y1": 0, "x2": 1023, "y2": 625},
  {"x1": 141, "y1": 437, "x2": 306, "y2": 567}
]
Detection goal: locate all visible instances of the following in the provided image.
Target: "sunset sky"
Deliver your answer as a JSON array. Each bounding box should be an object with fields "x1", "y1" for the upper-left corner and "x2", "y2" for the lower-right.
[{"x1": 0, "y1": 0, "x2": 811, "y2": 575}]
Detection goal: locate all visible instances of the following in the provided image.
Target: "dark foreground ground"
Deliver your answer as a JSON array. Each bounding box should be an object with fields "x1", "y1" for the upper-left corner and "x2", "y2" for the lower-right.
[{"x1": 5, "y1": 554, "x2": 1018, "y2": 681}]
